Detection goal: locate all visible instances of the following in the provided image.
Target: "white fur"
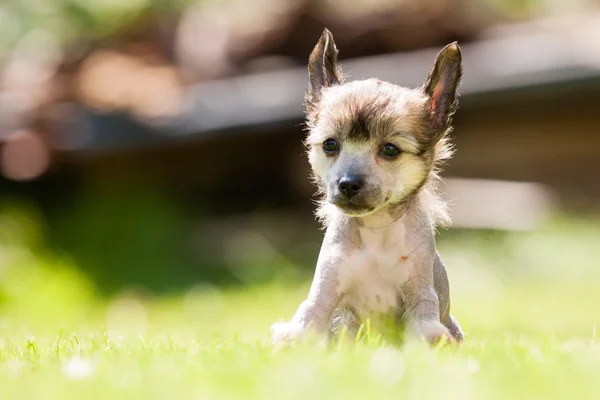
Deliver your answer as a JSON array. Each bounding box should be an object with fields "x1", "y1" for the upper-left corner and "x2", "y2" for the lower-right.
[{"x1": 335, "y1": 219, "x2": 416, "y2": 317}]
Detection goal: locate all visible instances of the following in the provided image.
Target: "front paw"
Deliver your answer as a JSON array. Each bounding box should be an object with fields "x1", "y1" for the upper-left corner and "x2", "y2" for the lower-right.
[
  {"x1": 408, "y1": 320, "x2": 455, "y2": 346},
  {"x1": 270, "y1": 320, "x2": 307, "y2": 347}
]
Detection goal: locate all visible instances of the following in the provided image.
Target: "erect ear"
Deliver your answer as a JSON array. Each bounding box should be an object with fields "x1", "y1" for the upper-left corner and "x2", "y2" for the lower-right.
[
  {"x1": 307, "y1": 28, "x2": 344, "y2": 103},
  {"x1": 423, "y1": 42, "x2": 462, "y2": 136}
]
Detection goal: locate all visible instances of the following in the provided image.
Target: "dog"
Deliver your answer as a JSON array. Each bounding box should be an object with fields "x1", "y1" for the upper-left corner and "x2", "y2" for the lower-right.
[{"x1": 271, "y1": 28, "x2": 464, "y2": 346}]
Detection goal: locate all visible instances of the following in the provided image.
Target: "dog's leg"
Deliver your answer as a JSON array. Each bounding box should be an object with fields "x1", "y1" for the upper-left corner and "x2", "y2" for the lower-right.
[
  {"x1": 447, "y1": 314, "x2": 464, "y2": 342},
  {"x1": 400, "y1": 264, "x2": 454, "y2": 345},
  {"x1": 327, "y1": 305, "x2": 360, "y2": 343},
  {"x1": 401, "y1": 283, "x2": 453, "y2": 344},
  {"x1": 432, "y1": 251, "x2": 464, "y2": 342},
  {"x1": 271, "y1": 257, "x2": 342, "y2": 346}
]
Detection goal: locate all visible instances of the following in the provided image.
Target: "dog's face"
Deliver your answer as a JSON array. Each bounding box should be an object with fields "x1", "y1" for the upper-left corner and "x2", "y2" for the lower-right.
[{"x1": 305, "y1": 29, "x2": 462, "y2": 217}]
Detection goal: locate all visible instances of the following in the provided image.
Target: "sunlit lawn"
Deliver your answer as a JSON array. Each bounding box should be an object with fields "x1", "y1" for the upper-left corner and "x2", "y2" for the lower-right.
[{"x1": 0, "y1": 215, "x2": 599, "y2": 399}]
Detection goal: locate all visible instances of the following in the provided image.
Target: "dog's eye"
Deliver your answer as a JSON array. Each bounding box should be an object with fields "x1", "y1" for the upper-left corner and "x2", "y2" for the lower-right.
[
  {"x1": 322, "y1": 139, "x2": 339, "y2": 154},
  {"x1": 381, "y1": 144, "x2": 401, "y2": 158}
]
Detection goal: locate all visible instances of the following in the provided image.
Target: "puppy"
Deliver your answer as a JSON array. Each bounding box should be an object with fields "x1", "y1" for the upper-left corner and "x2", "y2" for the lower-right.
[{"x1": 271, "y1": 29, "x2": 464, "y2": 346}]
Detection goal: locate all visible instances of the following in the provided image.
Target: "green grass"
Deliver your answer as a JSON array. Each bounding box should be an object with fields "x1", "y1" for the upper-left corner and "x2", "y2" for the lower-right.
[
  {"x1": 0, "y1": 281, "x2": 599, "y2": 400},
  {"x1": 1, "y1": 214, "x2": 600, "y2": 399}
]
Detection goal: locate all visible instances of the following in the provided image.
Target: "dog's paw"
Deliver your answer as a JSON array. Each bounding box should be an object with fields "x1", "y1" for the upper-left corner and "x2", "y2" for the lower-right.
[
  {"x1": 270, "y1": 320, "x2": 307, "y2": 348},
  {"x1": 409, "y1": 320, "x2": 455, "y2": 346}
]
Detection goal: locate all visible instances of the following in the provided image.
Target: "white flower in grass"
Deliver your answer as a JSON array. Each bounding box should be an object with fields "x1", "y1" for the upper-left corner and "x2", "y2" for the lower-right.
[
  {"x1": 62, "y1": 356, "x2": 96, "y2": 380},
  {"x1": 467, "y1": 357, "x2": 480, "y2": 374},
  {"x1": 368, "y1": 346, "x2": 406, "y2": 386}
]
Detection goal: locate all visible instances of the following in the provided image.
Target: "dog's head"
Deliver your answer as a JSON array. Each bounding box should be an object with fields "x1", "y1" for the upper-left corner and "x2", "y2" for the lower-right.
[{"x1": 305, "y1": 29, "x2": 462, "y2": 218}]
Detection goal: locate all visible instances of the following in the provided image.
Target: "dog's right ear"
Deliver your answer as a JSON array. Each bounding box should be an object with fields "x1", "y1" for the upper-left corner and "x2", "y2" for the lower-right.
[{"x1": 307, "y1": 29, "x2": 343, "y2": 106}]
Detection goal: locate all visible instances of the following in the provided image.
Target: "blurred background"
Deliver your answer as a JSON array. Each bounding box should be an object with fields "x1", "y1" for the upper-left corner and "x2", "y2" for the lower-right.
[{"x1": 0, "y1": 0, "x2": 599, "y2": 339}]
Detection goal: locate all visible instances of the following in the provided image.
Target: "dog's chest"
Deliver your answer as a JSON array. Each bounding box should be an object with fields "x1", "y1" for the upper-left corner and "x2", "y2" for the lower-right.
[{"x1": 336, "y1": 224, "x2": 414, "y2": 316}]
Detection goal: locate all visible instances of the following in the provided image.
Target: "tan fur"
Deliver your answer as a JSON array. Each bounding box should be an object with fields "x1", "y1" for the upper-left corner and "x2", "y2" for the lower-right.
[{"x1": 306, "y1": 78, "x2": 454, "y2": 230}]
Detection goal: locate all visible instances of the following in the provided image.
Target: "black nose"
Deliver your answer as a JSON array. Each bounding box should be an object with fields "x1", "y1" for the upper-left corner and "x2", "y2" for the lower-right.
[{"x1": 338, "y1": 175, "x2": 364, "y2": 198}]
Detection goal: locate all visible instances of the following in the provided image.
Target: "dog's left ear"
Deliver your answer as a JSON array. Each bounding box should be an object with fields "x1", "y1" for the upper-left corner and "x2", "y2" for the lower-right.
[
  {"x1": 423, "y1": 42, "x2": 462, "y2": 137},
  {"x1": 307, "y1": 29, "x2": 344, "y2": 105}
]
